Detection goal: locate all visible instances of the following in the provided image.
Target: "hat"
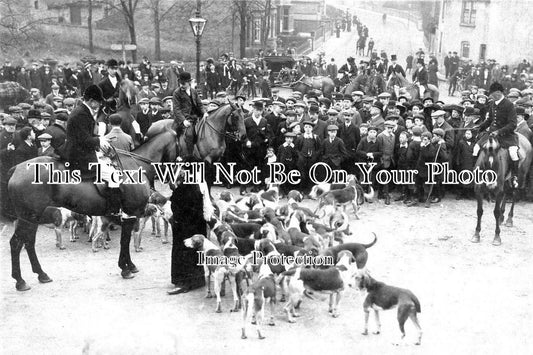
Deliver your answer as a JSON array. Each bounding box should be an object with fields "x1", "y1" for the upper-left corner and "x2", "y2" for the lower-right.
[
  {"x1": 515, "y1": 98, "x2": 533, "y2": 107},
  {"x1": 342, "y1": 109, "x2": 353, "y2": 117},
  {"x1": 351, "y1": 91, "x2": 364, "y2": 97},
  {"x1": 294, "y1": 101, "x2": 307, "y2": 108},
  {"x1": 302, "y1": 120, "x2": 315, "y2": 127},
  {"x1": 285, "y1": 110, "x2": 296, "y2": 116},
  {"x1": 53, "y1": 108, "x2": 68, "y2": 115},
  {"x1": 3, "y1": 117, "x2": 17, "y2": 125},
  {"x1": 52, "y1": 95, "x2": 63, "y2": 102},
  {"x1": 521, "y1": 88, "x2": 533, "y2": 96},
  {"x1": 362, "y1": 96, "x2": 374, "y2": 103},
  {"x1": 27, "y1": 109, "x2": 41, "y2": 119},
  {"x1": 201, "y1": 99, "x2": 210, "y2": 106},
  {"x1": 391, "y1": 54, "x2": 397, "y2": 61},
  {"x1": 252, "y1": 101, "x2": 264, "y2": 109},
  {"x1": 516, "y1": 106, "x2": 526, "y2": 116},
  {"x1": 272, "y1": 100, "x2": 285, "y2": 107},
  {"x1": 19, "y1": 103, "x2": 31, "y2": 110},
  {"x1": 8, "y1": 106, "x2": 21, "y2": 113},
  {"x1": 215, "y1": 92, "x2": 227, "y2": 98},
  {"x1": 342, "y1": 94, "x2": 353, "y2": 101},
  {"x1": 83, "y1": 85, "x2": 104, "y2": 102},
  {"x1": 286, "y1": 97, "x2": 297, "y2": 104},
  {"x1": 421, "y1": 131, "x2": 432, "y2": 139},
  {"x1": 423, "y1": 97, "x2": 434, "y2": 103},
  {"x1": 431, "y1": 110, "x2": 446, "y2": 118},
  {"x1": 413, "y1": 113, "x2": 425, "y2": 120},
  {"x1": 367, "y1": 126, "x2": 378, "y2": 132},
  {"x1": 476, "y1": 94, "x2": 488, "y2": 100},
  {"x1": 40, "y1": 112, "x2": 51, "y2": 119},
  {"x1": 179, "y1": 71, "x2": 192, "y2": 82},
  {"x1": 412, "y1": 126, "x2": 423, "y2": 136},
  {"x1": 489, "y1": 82, "x2": 505, "y2": 94},
  {"x1": 327, "y1": 124, "x2": 339, "y2": 131},
  {"x1": 384, "y1": 120, "x2": 395, "y2": 128},
  {"x1": 151, "y1": 82, "x2": 161, "y2": 89},
  {"x1": 508, "y1": 92, "x2": 520, "y2": 99},
  {"x1": 461, "y1": 98, "x2": 474, "y2": 104},
  {"x1": 285, "y1": 132, "x2": 296, "y2": 138},
  {"x1": 377, "y1": 92, "x2": 391, "y2": 99},
  {"x1": 291, "y1": 92, "x2": 303, "y2": 99},
  {"x1": 309, "y1": 105, "x2": 319, "y2": 114},
  {"x1": 106, "y1": 59, "x2": 118, "y2": 68},
  {"x1": 149, "y1": 97, "x2": 161, "y2": 105},
  {"x1": 235, "y1": 94, "x2": 247, "y2": 101},
  {"x1": 272, "y1": 88, "x2": 280, "y2": 93},
  {"x1": 432, "y1": 128, "x2": 445, "y2": 137},
  {"x1": 385, "y1": 114, "x2": 400, "y2": 120},
  {"x1": 464, "y1": 107, "x2": 480, "y2": 116},
  {"x1": 460, "y1": 90, "x2": 471, "y2": 97},
  {"x1": 288, "y1": 121, "x2": 300, "y2": 130},
  {"x1": 264, "y1": 99, "x2": 273, "y2": 106},
  {"x1": 138, "y1": 98, "x2": 149, "y2": 104},
  {"x1": 372, "y1": 101, "x2": 383, "y2": 111},
  {"x1": 51, "y1": 84, "x2": 60, "y2": 90},
  {"x1": 162, "y1": 96, "x2": 173, "y2": 102},
  {"x1": 416, "y1": 58, "x2": 425, "y2": 65},
  {"x1": 38, "y1": 133, "x2": 52, "y2": 140}
]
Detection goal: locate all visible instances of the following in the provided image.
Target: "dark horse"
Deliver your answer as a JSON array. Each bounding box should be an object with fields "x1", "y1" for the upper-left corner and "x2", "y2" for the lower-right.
[
  {"x1": 7, "y1": 129, "x2": 179, "y2": 291},
  {"x1": 291, "y1": 75, "x2": 335, "y2": 98},
  {"x1": 146, "y1": 102, "x2": 246, "y2": 187},
  {"x1": 471, "y1": 134, "x2": 532, "y2": 246}
]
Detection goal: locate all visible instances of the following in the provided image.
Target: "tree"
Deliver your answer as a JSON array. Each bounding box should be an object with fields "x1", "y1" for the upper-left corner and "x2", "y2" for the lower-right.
[
  {"x1": 146, "y1": 0, "x2": 195, "y2": 61},
  {"x1": 0, "y1": 0, "x2": 49, "y2": 54},
  {"x1": 260, "y1": 0, "x2": 271, "y2": 48},
  {"x1": 88, "y1": 0, "x2": 94, "y2": 53},
  {"x1": 105, "y1": 0, "x2": 141, "y2": 62}
]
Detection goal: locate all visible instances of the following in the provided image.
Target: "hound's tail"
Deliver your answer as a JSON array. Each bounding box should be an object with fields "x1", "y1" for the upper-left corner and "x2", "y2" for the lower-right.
[{"x1": 361, "y1": 232, "x2": 378, "y2": 249}]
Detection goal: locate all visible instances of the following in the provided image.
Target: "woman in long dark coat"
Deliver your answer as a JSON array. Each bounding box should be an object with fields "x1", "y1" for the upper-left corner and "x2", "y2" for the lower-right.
[{"x1": 168, "y1": 158, "x2": 215, "y2": 295}]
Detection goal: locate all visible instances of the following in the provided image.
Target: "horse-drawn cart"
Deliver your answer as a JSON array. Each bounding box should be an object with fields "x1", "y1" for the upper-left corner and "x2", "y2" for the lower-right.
[{"x1": 263, "y1": 55, "x2": 296, "y2": 87}]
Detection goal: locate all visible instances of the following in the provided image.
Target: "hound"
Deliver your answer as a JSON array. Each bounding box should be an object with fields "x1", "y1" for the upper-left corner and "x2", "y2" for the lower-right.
[{"x1": 354, "y1": 269, "x2": 422, "y2": 345}]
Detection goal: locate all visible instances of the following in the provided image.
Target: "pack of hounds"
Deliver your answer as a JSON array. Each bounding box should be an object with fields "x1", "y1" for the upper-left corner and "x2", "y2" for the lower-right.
[{"x1": 31, "y1": 175, "x2": 422, "y2": 345}]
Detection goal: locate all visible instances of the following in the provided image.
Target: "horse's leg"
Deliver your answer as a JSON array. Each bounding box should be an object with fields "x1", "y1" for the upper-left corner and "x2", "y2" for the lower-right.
[
  {"x1": 10, "y1": 220, "x2": 31, "y2": 291},
  {"x1": 492, "y1": 194, "x2": 503, "y2": 246},
  {"x1": 24, "y1": 222, "x2": 53, "y2": 284},
  {"x1": 505, "y1": 190, "x2": 515, "y2": 227},
  {"x1": 118, "y1": 216, "x2": 138, "y2": 279},
  {"x1": 471, "y1": 190, "x2": 483, "y2": 243}
]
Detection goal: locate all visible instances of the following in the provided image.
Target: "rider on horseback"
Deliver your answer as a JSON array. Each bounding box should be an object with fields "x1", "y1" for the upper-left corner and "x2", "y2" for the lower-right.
[
  {"x1": 60, "y1": 84, "x2": 122, "y2": 213},
  {"x1": 172, "y1": 71, "x2": 207, "y2": 157},
  {"x1": 472, "y1": 82, "x2": 520, "y2": 188}
]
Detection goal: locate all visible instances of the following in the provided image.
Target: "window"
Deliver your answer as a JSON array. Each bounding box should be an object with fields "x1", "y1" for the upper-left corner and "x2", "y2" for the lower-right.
[
  {"x1": 253, "y1": 18, "x2": 261, "y2": 43},
  {"x1": 479, "y1": 44, "x2": 487, "y2": 60},
  {"x1": 461, "y1": 41, "x2": 470, "y2": 58},
  {"x1": 282, "y1": 7, "x2": 289, "y2": 32},
  {"x1": 461, "y1": 1, "x2": 476, "y2": 26}
]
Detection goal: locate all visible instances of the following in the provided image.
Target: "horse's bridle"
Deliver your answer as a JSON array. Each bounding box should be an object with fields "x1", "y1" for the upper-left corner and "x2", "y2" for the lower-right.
[{"x1": 204, "y1": 105, "x2": 243, "y2": 141}]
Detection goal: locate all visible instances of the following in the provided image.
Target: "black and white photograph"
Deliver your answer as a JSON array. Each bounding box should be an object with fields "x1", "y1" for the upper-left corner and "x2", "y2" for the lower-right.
[{"x1": 1, "y1": 0, "x2": 532, "y2": 353}]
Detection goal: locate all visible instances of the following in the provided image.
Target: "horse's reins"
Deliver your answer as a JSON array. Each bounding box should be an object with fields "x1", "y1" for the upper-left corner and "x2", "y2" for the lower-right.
[
  {"x1": 113, "y1": 148, "x2": 153, "y2": 165},
  {"x1": 203, "y1": 106, "x2": 241, "y2": 141}
]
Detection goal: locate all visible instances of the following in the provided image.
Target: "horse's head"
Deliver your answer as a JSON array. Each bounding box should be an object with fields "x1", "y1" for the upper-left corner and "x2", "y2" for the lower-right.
[
  {"x1": 228, "y1": 100, "x2": 247, "y2": 141},
  {"x1": 477, "y1": 136, "x2": 504, "y2": 189},
  {"x1": 119, "y1": 79, "x2": 138, "y2": 108}
]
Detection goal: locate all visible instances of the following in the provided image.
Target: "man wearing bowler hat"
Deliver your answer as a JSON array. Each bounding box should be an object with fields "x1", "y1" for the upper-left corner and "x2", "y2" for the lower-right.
[
  {"x1": 98, "y1": 59, "x2": 122, "y2": 112},
  {"x1": 172, "y1": 71, "x2": 206, "y2": 156}
]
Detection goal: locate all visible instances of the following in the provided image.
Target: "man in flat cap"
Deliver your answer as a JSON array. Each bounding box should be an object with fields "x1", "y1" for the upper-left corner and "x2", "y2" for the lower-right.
[
  {"x1": 0, "y1": 116, "x2": 17, "y2": 218},
  {"x1": 473, "y1": 82, "x2": 520, "y2": 188},
  {"x1": 172, "y1": 71, "x2": 206, "y2": 156},
  {"x1": 320, "y1": 124, "x2": 348, "y2": 171}
]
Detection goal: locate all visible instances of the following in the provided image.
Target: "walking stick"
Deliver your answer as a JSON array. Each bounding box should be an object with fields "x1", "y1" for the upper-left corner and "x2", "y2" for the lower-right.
[{"x1": 425, "y1": 142, "x2": 443, "y2": 207}]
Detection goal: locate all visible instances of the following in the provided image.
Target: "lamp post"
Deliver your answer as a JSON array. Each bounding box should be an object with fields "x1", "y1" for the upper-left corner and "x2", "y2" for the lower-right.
[{"x1": 189, "y1": 9, "x2": 207, "y2": 84}]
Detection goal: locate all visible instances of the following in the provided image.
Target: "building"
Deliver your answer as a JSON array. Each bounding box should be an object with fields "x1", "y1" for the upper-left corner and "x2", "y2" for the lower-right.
[
  {"x1": 30, "y1": 0, "x2": 107, "y2": 26},
  {"x1": 435, "y1": 0, "x2": 533, "y2": 66}
]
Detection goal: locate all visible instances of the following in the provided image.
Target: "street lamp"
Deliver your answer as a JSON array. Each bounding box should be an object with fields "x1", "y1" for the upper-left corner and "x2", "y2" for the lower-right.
[{"x1": 189, "y1": 12, "x2": 207, "y2": 84}]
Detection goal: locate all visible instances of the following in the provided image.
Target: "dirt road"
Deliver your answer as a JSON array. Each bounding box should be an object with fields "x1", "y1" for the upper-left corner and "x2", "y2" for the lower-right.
[{"x1": 1, "y1": 186, "x2": 532, "y2": 354}]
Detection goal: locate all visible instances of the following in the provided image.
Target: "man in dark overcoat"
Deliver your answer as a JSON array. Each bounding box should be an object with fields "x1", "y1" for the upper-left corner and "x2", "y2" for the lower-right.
[{"x1": 172, "y1": 71, "x2": 205, "y2": 156}]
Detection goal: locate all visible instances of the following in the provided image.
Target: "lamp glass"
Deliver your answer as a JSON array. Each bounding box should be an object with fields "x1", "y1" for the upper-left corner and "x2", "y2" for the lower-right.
[{"x1": 189, "y1": 17, "x2": 207, "y2": 37}]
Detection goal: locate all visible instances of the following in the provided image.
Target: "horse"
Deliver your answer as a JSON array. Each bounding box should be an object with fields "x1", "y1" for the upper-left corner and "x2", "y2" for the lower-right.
[
  {"x1": 291, "y1": 75, "x2": 335, "y2": 98},
  {"x1": 7, "y1": 128, "x2": 179, "y2": 291},
  {"x1": 471, "y1": 134, "x2": 532, "y2": 246},
  {"x1": 145, "y1": 102, "x2": 246, "y2": 188},
  {"x1": 342, "y1": 73, "x2": 368, "y2": 95}
]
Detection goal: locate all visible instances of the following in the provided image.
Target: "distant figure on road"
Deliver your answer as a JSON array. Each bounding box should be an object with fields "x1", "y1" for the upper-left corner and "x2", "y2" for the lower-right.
[
  {"x1": 406, "y1": 53, "x2": 414, "y2": 75},
  {"x1": 382, "y1": 13, "x2": 387, "y2": 24},
  {"x1": 366, "y1": 38, "x2": 374, "y2": 56}
]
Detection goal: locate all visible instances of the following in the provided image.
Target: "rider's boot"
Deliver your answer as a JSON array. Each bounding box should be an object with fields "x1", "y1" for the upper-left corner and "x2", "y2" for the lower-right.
[{"x1": 510, "y1": 160, "x2": 519, "y2": 189}]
